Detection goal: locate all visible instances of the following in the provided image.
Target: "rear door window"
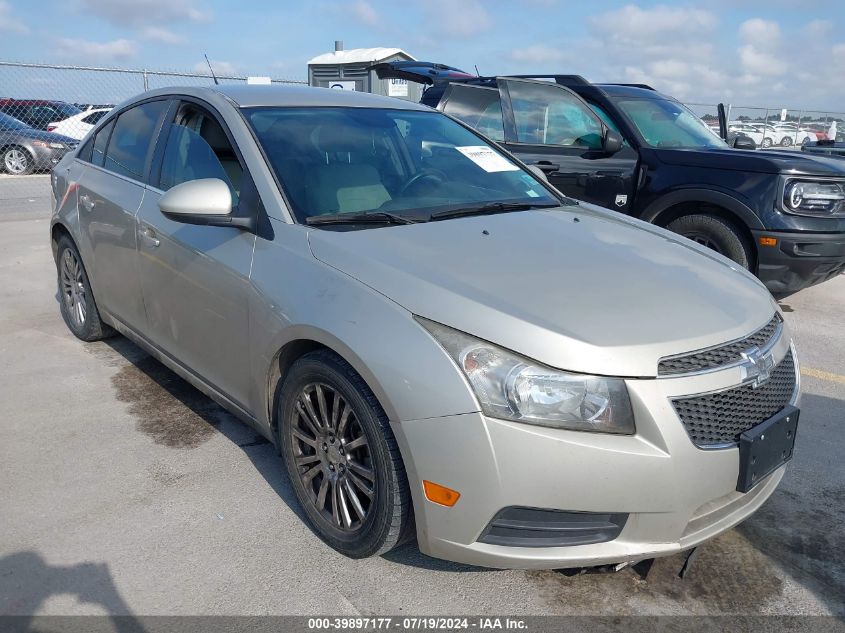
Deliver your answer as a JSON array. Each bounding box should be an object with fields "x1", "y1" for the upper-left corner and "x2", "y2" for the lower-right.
[
  {"x1": 440, "y1": 84, "x2": 505, "y2": 142},
  {"x1": 103, "y1": 100, "x2": 168, "y2": 181},
  {"x1": 83, "y1": 111, "x2": 107, "y2": 125},
  {"x1": 91, "y1": 119, "x2": 116, "y2": 167}
]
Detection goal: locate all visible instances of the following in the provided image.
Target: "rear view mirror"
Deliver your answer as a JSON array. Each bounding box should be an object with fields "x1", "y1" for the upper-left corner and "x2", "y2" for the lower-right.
[
  {"x1": 159, "y1": 178, "x2": 232, "y2": 218},
  {"x1": 526, "y1": 165, "x2": 549, "y2": 182},
  {"x1": 602, "y1": 129, "x2": 623, "y2": 154}
]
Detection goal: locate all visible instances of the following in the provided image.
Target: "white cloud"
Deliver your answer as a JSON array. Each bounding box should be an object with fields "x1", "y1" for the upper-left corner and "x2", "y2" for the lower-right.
[
  {"x1": 78, "y1": 0, "x2": 210, "y2": 27},
  {"x1": 55, "y1": 38, "x2": 138, "y2": 62},
  {"x1": 350, "y1": 0, "x2": 379, "y2": 27},
  {"x1": 592, "y1": 4, "x2": 717, "y2": 47},
  {"x1": 193, "y1": 60, "x2": 239, "y2": 77},
  {"x1": 510, "y1": 44, "x2": 570, "y2": 65},
  {"x1": 737, "y1": 18, "x2": 786, "y2": 77},
  {"x1": 141, "y1": 27, "x2": 186, "y2": 44},
  {"x1": 424, "y1": 0, "x2": 491, "y2": 36},
  {"x1": 0, "y1": 1, "x2": 28, "y2": 33}
]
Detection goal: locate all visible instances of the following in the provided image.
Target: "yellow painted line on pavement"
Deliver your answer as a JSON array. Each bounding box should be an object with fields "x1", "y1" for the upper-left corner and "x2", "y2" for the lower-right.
[{"x1": 802, "y1": 367, "x2": 845, "y2": 385}]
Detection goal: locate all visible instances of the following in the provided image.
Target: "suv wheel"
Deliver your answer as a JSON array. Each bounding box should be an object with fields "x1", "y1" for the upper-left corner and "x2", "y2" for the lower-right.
[
  {"x1": 3, "y1": 146, "x2": 34, "y2": 175},
  {"x1": 56, "y1": 235, "x2": 114, "y2": 341},
  {"x1": 761, "y1": 137, "x2": 773, "y2": 148},
  {"x1": 278, "y1": 350, "x2": 413, "y2": 558},
  {"x1": 667, "y1": 214, "x2": 752, "y2": 270}
]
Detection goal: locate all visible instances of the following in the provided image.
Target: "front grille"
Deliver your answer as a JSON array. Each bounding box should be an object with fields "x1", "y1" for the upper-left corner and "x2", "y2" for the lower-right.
[
  {"x1": 672, "y1": 350, "x2": 796, "y2": 448},
  {"x1": 658, "y1": 314, "x2": 782, "y2": 376}
]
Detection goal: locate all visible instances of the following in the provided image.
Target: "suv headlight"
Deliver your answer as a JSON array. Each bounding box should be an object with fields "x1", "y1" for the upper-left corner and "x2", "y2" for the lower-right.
[
  {"x1": 782, "y1": 178, "x2": 845, "y2": 217},
  {"x1": 417, "y1": 318, "x2": 635, "y2": 434}
]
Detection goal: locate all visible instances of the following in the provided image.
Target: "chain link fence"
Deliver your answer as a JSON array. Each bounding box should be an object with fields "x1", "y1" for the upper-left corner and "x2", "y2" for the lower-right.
[
  {"x1": 0, "y1": 59, "x2": 305, "y2": 205},
  {"x1": 685, "y1": 102, "x2": 845, "y2": 150}
]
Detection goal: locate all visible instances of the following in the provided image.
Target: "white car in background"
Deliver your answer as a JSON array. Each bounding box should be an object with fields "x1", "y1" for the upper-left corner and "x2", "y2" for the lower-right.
[
  {"x1": 771, "y1": 123, "x2": 814, "y2": 147},
  {"x1": 47, "y1": 108, "x2": 111, "y2": 141}
]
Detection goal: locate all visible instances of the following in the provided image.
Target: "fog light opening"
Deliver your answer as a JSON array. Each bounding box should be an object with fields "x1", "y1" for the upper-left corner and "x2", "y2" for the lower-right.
[{"x1": 423, "y1": 480, "x2": 461, "y2": 507}]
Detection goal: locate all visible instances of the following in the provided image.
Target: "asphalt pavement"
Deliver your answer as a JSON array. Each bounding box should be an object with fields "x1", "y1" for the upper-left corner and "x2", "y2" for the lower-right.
[{"x1": 0, "y1": 175, "x2": 843, "y2": 616}]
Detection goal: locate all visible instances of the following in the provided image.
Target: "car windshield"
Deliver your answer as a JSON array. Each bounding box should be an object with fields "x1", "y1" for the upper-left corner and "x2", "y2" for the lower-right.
[
  {"x1": 615, "y1": 98, "x2": 727, "y2": 149},
  {"x1": 0, "y1": 111, "x2": 29, "y2": 130},
  {"x1": 243, "y1": 107, "x2": 558, "y2": 224}
]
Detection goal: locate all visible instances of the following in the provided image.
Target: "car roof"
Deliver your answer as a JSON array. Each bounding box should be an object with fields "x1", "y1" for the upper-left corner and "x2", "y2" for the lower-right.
[
  {"x1": 132, "y1": 84, "x2": 432, "y2": 111},
  {"x1": 592, "y1": 84, "x2": 674, "y2": 100}
]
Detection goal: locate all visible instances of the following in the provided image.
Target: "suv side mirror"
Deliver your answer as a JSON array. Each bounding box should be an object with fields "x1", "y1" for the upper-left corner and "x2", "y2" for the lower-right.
[
  {"x1": 731, "y1": 134, "x2": 757, "y2": 151},
  {"x1": 157, "y1": 178, "x2": 253, "y2": 230},
  {"x1": 602, "y1": 128, "x2": 623, "y2": 154}
]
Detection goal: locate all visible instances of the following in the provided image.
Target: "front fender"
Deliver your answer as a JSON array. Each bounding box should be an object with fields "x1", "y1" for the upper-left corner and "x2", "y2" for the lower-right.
[{"x1": 640, "y1": 187, "x2": 766, "y2": 231}]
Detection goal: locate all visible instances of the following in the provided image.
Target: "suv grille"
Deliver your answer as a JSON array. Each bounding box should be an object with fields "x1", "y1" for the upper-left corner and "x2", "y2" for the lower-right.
[
  {"x1": 672, "y1": 350, "x2": 796, "y2": 448},
  {"x1": 658, "y1": 314, "x2": 782, "y2": 376}
]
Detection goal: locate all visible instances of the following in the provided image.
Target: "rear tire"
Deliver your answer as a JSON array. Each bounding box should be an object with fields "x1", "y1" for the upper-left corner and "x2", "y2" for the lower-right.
[
  {"x1": 780, "y1": 137, "x2": 793, "y2": 147},
  {"x1": 666, "y1": 214, "x2": 753, "y2": 270},
  {"x1": 761, "y1": 138, "x2": 773, "y2": 148},
  {"x1": 278, "y1": 349, "x2": 413, "y2": 558},
  {"x1": 56, "y1": 235, "x2": 114, "y2": 341}
]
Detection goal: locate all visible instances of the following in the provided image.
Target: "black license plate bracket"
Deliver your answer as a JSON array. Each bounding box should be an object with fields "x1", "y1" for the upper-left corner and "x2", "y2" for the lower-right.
[{"x1": 736, "y1": 405, "x2": 799, "y2": 493}]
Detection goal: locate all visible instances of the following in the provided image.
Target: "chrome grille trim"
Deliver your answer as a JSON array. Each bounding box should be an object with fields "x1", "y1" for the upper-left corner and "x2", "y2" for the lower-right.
[
  {"x1": 658, "y1": 314, "x2": 783, "y2": 377},
  {"x1": 671, "y1": 346, "x2": 798, "y2": 449}
]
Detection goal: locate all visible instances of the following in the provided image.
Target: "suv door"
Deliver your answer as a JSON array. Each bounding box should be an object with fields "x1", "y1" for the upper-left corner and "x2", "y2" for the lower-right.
[
  {"x1": 467, "y1": 78, "x2": 638, "y2": 212},
  {"x1": 136, "y1": 99, "x2": 256, "y2": 411},
  {"x1": 76, "y1": 99, "x2": 169, "y2": 331}
]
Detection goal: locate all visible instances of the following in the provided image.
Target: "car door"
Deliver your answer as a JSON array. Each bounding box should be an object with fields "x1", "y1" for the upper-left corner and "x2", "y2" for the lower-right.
[
  {"x1": 76, "y1": 99, "x2": 170, "y2": 331},
  {"x1": 495, "y1": 78, "x2": 638, "y2": 212},
  {"x1": 135, "y1": 99, "x2": 256, "y2": 411}
]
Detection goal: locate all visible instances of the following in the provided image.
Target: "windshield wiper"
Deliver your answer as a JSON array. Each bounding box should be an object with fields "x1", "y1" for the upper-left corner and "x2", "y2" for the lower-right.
[
  {"x1": 305, "y1": 211, "x2": 421, "y2": 226},
  {"x1": 429, "y1": 201, "x2": 560, "y2": 221}
]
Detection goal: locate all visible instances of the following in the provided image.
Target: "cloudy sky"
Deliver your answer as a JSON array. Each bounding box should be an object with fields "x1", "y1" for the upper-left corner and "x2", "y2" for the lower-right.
[{"x1": 2, "y1": 0, "x2": 844, "y2": 110}]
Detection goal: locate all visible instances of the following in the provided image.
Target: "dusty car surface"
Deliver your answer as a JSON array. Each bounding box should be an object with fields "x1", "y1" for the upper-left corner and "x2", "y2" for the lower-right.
[{"x1": 50, "y1": 85, "x2": 800, "y2": 569}]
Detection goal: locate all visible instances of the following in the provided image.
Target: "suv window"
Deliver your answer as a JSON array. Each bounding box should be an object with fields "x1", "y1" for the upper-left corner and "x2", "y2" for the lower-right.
[
  {"x1": 158, "y1": 103, "x2": 243, "y2": 203},
  {"x1": 103, "y1": 100, "x2": 167, "y2": 181},
  {"x1": 82, "y1": 111, "x2": 107, "y2": 125},
  {"x1": 506, "y1": 80, "x2": 604, "y2": 149},
  {"x1": 441, "y1": 84, "x2": 505, "y2": 142}
]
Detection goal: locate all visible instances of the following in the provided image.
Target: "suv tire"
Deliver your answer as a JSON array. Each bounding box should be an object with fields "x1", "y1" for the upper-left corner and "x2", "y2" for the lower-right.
[
  {"x1": 278, "y1": 350, "x2": 413, "y2": 558},
  {"x1": 761, "y1": 137, "x2": 773, "y2": 148},
  {"x1": 667, "y1": 214, "x2": 753, "y2": 270},
  {"x1": 56, "y1": 235, "x2": 115, "y2": 341}
]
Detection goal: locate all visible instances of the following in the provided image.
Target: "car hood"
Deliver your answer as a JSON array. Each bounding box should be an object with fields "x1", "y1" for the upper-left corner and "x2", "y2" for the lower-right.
[
  {"x1": 655, "y1": 147, "x2": 845, "y2": 176},
  {"x1": 308, "y1": 205, "x2": 776, "y2": 377}
]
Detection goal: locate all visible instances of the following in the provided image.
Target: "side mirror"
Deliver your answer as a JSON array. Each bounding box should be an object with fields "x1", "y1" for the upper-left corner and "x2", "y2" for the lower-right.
[
  {"x1": 159, "y1": 178, "x2": 232, "y2": 219},
  {"x1": 602, "y1": 128, "x2": 623, "y2": 154},
  {"x1": 526, "y1": 165, "x2": 549, "y2": 182},
  {"x1": 731, "y1": 134, "x2": 757, "y2": 151},
  {"x1": 157, "y1": 178, "x2": 254, "y2": 231}
]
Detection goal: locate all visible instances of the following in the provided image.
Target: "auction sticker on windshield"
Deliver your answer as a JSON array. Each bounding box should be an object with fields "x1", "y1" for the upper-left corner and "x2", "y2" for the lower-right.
[{"x1": 455, "y1": 146, "x2": 519, "y2": 172}]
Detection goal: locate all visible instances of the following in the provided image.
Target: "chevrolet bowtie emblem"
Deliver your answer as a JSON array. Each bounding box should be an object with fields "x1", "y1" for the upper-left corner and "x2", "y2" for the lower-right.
[{"x1": 740, "y1": 346, "x2": 775, "y2": 388}]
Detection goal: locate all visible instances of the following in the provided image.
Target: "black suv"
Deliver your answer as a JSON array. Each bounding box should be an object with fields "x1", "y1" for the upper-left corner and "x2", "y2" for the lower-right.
[{"x1": 373, "y1": 63, "x2": 845, "y2": 297}]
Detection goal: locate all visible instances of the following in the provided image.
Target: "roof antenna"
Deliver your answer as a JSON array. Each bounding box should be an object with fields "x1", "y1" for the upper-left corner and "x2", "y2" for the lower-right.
[
  {"x1": 204, "y1": 53, "x2": 219, "y2": 85},
  {"x1": 474, "y1": 64, "x2": 480, "y2": 76}
]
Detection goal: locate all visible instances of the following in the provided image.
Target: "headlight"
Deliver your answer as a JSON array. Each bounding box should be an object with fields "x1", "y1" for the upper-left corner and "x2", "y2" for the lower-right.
[
  {"x1": 33, "y1": 140, "x2": 66, "y2": 150},
  {"x1": 782, "y1": 179, "x2": 845, "y2": 217},
  {"x1": 417, "y1": 318, "x2": 635, "y2": 434}
]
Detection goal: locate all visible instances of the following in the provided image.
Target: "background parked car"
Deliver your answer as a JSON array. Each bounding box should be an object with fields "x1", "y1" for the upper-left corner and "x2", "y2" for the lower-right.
[
  {"x1": 0, "y1": 99, "x2": 82, "y2": 131},
  {"x1": 0, "y1": 111, "x2": 77, "y2": 174},
  {"x1": 373, "y1": 63, "x2": 845, "y2": 297},
  {"x1": 771, "y1": 123, "x2": 814, "y2": 146},
  {"x1": 47, "y1": 108, "x2": 111, "y2": 140}
]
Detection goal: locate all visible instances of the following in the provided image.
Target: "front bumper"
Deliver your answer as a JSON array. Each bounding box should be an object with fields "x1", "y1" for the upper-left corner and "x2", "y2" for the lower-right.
[
  {"x1": 398, "y1": 358, "x2": 793, "y2": 570},
  {"x1": 30, "y1": 145, "x2": 71, "y2": 171},
  {"x1": 754, "y1": 230, "x2": 845, "y2": 297}
]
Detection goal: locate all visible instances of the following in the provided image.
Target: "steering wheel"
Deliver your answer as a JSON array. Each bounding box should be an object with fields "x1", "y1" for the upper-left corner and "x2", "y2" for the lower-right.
[{"x1": 400, "y1": 169, "x2": 447, "y2": 195}]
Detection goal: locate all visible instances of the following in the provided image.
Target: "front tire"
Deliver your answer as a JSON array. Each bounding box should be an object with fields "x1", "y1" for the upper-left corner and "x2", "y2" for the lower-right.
[
  {"x1": 761, "y1": 137, "x2": 773, "y2": 148},
  {"x1": 780, "y1": 136, "x2": 793, "y2": 147},
  {"x1": 3, "y1": 146, "x2": 34, "y2": 175},
  {"x1": 278, "y1": 350, "x2": 413, "y2": 558},
  {"x1": 666, "y1": 214, "x2": 753, "y2": 270},
  {"x1": 56, "y1": 236, "x2": 114, "y2": 341}
]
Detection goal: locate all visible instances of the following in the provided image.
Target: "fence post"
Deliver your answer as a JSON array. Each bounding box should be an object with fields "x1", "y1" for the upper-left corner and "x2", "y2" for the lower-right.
[{"x1": 143, "y1": 69, "x2": 149, "y2": 91}]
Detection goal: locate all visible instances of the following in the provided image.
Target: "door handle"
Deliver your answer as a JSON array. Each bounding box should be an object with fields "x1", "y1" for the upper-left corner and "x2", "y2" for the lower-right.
[
  {"x1": 140, "y1": 226, "x2": 160, "y2": 248},
  {"x1": 532, "y1": 161, "x2": 560, "y2": 173},
  {"x1": 79, "y1": 194, "x2": 95, "y2": 211}
]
